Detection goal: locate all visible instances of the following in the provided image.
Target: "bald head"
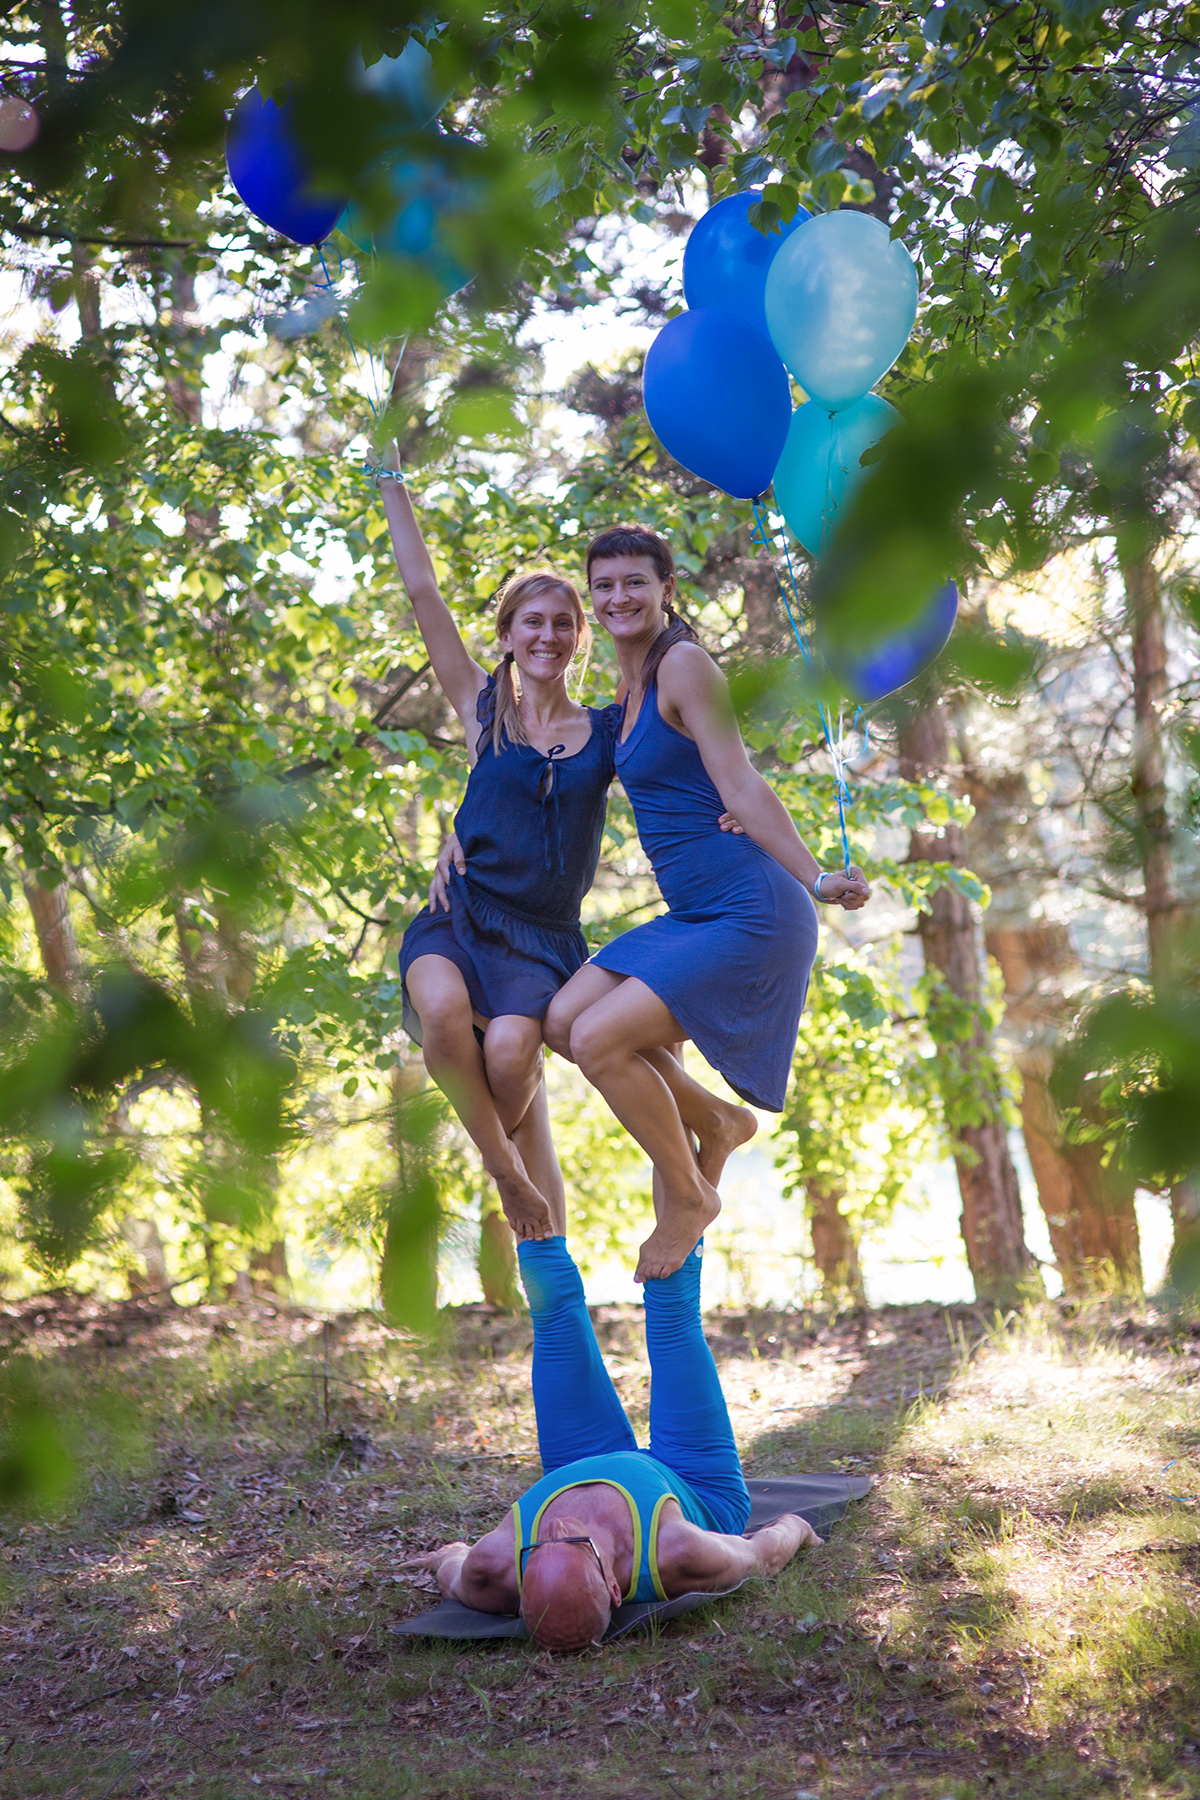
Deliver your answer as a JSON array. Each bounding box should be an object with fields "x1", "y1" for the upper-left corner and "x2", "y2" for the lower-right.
[{"x1": 520, "y1": 1541, "x2": 613, "y2": 1653}]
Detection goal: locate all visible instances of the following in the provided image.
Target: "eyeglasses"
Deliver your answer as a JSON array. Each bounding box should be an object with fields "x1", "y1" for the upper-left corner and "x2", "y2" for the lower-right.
[{"x1": 519, "y1": 1536, "x2": 606, "y2": 1584}]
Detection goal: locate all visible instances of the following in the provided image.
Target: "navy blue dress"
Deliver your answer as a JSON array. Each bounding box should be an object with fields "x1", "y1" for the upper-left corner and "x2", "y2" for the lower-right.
[
  {"x1": 591, "y1": 676, "x2": 818, "y2": 1111},
  {"x1": 400, "y1": 675, "x2": 621, "y2": 1029}
]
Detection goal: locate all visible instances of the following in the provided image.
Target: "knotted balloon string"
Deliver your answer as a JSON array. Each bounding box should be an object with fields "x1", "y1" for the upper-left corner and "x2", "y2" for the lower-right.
[{"x1": 750, "y1": 498, "x2": 862, "y2": 874}]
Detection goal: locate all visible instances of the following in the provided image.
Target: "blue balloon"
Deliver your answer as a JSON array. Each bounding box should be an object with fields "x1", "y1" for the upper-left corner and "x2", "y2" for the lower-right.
[
  {"x1": 819, "y1": 579, "x2": 958, "y2": 703},
  {"x1": 226, "y1": 88, "x2": 346, "y2": 246},
  {"x1": 683, "y1": 190, "x2": 810, "y2": 341},
  {"x1": 341, "y1": 145, "x2": 471, "y2": 297},
  {"x1": 773, "y1": 394, "x2": 902, "y2": 556},
  {"x1": 764, "y1": 211, "x2": 918, "y2": 412},
  {"x1": 642, "y1": 309, "x2": 792, "y2": 500}
]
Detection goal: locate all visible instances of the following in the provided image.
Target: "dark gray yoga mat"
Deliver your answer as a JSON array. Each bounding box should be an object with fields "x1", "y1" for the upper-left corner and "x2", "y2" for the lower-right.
[{"x1": 391, "y1": 1472, "x2": 872, "y2": 1643}]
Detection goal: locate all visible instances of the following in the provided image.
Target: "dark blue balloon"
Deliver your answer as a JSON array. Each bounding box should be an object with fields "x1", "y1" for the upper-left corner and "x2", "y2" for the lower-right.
[
  {"x1": 683, "y1": 190, "x2": 810, "y2": 341},
  {"x1": 226, "y1": 88, "x2": 346, "y2": 246},
  {"x1": 820, "y1": 579, "x2": 959, "y2": 703},
  {"x1": 643, "y1": 309, "x2": 792, "y2": 500}
]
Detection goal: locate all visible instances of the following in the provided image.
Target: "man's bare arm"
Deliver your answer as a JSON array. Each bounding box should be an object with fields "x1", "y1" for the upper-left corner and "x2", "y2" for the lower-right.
[
  {"x1": 655, "y1": 1512, "x2": 822, "y2": 1595},
  {"x1": 406, "y1": 1518, "x2": 519, "y2": 1614}
]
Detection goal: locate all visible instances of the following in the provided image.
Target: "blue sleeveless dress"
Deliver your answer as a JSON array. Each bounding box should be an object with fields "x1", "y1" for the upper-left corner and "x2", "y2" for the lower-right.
[
  {"x1": 591, "y1": 675, "x2": 818, "y2": 1110},
  {"x1": 399, "y1": 675, "x2": 621, "y2": 1026}
]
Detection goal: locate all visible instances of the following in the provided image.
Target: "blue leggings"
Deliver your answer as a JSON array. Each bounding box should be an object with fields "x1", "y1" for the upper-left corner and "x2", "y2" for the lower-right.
[{"x1": 516, "y1": 1237, "x2": 750, "y2": 1535}]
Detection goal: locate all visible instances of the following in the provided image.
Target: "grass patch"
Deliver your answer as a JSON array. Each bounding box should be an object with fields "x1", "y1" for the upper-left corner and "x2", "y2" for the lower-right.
[{"x1": 0, "y1": 1289, "x2": 1197, "y2": 1797}]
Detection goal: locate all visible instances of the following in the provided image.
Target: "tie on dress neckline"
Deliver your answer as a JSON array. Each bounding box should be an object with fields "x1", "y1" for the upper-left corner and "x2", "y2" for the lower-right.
[{"x1": 536, "y1": 744, "x2": 567, "y2": 870}]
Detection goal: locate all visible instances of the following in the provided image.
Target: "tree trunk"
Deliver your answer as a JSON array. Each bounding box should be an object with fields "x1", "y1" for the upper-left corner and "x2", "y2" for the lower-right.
[
  {"x1": 1015, "y1": 1055, "x2": 1087, "y2": 1284},
  {"x1": 1122, "y1": 550, "x2": 1182, "y2": 989},
  {"x1": 899, "y1": 702, "x2": 1038, "y2": 1305},
  {"x1": 1060, "y1": 1141, "x2": 1143, "y2": 1288},
  {"x1": 478, "y1": 1192, "x2": 522, "y2": 1310},
  {"x1": 22, "y1": 874, "x2": 82, "y2": 992},
  {"x1": 381, "y1": 1059, "x2": 439, "y2": 1330},
  {"x1": 1121, "y1": 549, "x2": 1197, "y2": 1256},
  {"x1": 119, "y1": 1216, "x2": 171, "y2": 1298},
  {"x1": 249, "y1": 1240, "x2": 290, "y2": 1299},
  {"x1": 988, "y1": 924, "x2": 1143, "y2": 1294},
  {"x1": 808, "y1": 1180, "x2": 866, "y2": 1307}
]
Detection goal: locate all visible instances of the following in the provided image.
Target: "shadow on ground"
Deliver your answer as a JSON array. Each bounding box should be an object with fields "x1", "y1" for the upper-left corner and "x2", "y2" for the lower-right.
[{"x1": 0, "y1": 1289, "x2": 1198, "y2": 1799}]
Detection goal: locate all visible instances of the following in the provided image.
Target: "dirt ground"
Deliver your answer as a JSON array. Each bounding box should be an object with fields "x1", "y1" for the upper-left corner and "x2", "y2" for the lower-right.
[{"x1": 0, "y1": 1286, "x2": 1197, "y2": 1799}]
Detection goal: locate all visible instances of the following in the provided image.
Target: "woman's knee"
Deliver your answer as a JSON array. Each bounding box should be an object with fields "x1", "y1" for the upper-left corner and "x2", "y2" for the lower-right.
[
  {"x1": 416, "y1": 995, "x2": 475, "y2": 1058},
  {"x1": 568, "y1": 1011, "x2": 617, "y2": 1077},
  {"x1": 483, "y1": 1020, "x2": 542, "y2": 1095},
  {"x1": 542, "y1": 995, "x2": 575, "y2": 1060}
]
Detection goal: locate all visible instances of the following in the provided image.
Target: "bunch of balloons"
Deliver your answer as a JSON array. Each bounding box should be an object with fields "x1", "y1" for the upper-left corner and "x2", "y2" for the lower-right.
[
  {"x1": 642, "y1": 191, "x2": 957, "y2": 702},
  {"x1": 224, "y1": 41, "x2": 469, "y2": 304}
]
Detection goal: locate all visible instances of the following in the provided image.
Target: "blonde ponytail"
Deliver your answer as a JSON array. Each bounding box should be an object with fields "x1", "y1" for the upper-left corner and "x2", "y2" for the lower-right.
[{"x1": 491, "y1": 650, "x2": 523, "y2": 756}]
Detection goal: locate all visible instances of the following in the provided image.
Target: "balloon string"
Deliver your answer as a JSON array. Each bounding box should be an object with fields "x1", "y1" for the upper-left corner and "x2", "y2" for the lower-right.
[
  {"x1": 820, "y1": 412, "x2": 837, "y2": 557},
  {"x1": 751, "y1": 499, "x2": 855, "y2": 874},
  {"x1": 316, "y1": 244, "x2": 381, "y2": 419}
]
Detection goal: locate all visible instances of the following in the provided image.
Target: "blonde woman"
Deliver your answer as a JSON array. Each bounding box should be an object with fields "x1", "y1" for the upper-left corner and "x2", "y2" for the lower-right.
[{"x1": 383, "y1": 450, "x2": 623, "y2": 1243}]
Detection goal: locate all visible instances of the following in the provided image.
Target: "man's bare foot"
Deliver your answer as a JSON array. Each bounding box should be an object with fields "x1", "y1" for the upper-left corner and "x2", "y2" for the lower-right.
[
  {"x1": 634, "y1": 1179, "x2": 721, "y2": 1282},
  {"x1": 695, "y1": 1099, "x2": 757, "y2": 1187},
  {"x1": 495, "y1": 1167, "x2": 554, "y2": 1242}
]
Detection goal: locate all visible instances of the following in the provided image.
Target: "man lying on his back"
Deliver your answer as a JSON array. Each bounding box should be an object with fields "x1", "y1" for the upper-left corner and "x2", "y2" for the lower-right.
[{"x1": 408, "y1": 1238, "x2": 820, "y2": 1651}]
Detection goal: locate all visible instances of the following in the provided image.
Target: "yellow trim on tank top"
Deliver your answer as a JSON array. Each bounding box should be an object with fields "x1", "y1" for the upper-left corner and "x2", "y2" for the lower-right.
[
  {"x1": 510, "y1": 1480, "x2": 652, "y2": 1605},
  {"x1": 645, "y1": 1492, "x2": 670, "y2": 1601}
]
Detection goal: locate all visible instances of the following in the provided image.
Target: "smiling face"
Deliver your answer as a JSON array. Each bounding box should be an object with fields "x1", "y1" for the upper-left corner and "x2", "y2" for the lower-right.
[
  {"x1": 499, "y1": 590, "x2": 582, "y2": 687},
  {"x1": 588, "y1": 554, "x2": 675, "y2": 648}
]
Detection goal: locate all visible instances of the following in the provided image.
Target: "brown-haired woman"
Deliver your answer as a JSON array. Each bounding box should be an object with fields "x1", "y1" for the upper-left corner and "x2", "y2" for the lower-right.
[
  {"x1": 543, "y1": 524, "x2": 871, "y2": 1282},
  {"x1": 381, "y1": 449, "x2": 619, "y2": 1242}
]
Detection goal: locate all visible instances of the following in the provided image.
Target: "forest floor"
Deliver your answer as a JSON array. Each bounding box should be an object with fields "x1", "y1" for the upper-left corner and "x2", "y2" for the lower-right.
[{"x1": 0, "y1": 1282, "x2": 1197, "y2": 1800}]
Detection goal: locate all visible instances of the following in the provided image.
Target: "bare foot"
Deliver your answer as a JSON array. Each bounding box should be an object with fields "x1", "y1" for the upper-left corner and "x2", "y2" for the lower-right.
[
  {"x1": 494, "y1": 1164, "x2": 554, "y2": 1242},
  {"x1": 695, "y1": 1099, "x2": 757, "y2": 1187},
  {"x1": 635, "y1": 1179, "x2": 721, "y2": 1282}
]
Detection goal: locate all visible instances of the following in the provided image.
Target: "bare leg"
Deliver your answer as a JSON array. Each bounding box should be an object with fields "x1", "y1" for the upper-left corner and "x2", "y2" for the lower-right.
[
  {"x1": 405, "y1": 957, "x2": 552, "y2": 1241},
  {"x1": 642, "y1": 1046, "x2": 757, "y2": 1186},
  {"x1": 568, "y1": 979, "x2": 721, "y2": 1283},
  {"x1": 483, "y1": 1017, "x2": 567, "y2": 1237},
  {"x1": 548, "y1": 975, "x2": 755, "y2": 1188},
  {"x1": 481, "y1": 1014, "x2": 545, "y2": 1134},
  {"x1": 511, "y1": 1075, "x2": 567, "y2": 1237}
]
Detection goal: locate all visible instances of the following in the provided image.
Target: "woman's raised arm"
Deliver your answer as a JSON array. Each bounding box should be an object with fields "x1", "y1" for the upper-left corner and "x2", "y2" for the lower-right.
[
  {"x1": 657, "y1": 644, "x2": 870, "y2": 910},
  {"x1": 379, "y1": 443, "x2": 487, "y2": 735}
]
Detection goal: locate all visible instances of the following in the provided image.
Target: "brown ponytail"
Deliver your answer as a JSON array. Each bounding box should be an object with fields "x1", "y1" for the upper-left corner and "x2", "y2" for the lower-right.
[
  {"x1": 640, "y1": 602, "x2": 700, "y2": 691},
  {"x1": 490, "y1": 570, "x2": 589, "y2": 755}
]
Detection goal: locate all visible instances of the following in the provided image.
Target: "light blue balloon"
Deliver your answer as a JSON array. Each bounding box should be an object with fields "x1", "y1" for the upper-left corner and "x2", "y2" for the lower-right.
[
  {"x1": 773, "y1": 393, "x2": 902, "y2": 556},
  {"x1": 340, "y1": 140, "x2": 472, "y2": 298},
  {"x1": 764, "y1": 211, "x2": 918, "y2": 412},
  {"x1": 350, "y1": 39, "x2": 448, "y2": 130}
]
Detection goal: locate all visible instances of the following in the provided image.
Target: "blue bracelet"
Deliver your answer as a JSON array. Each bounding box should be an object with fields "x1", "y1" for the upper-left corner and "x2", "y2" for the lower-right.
[
  {"x1": 365, "y1": 463, "x2": 406, "y2": 487},
  {"x1": 813, "y1": 872, "x2": 836, "y2": 902}
]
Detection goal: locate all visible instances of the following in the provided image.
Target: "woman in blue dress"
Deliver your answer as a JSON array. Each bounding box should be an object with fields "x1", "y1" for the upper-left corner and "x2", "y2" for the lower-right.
[
  {"x1": 381, "y1": 464, "x2": 749, "y2": 1244},
  {"x1": 543, "y1": 525, "x2": 871, "y2": 1283}
]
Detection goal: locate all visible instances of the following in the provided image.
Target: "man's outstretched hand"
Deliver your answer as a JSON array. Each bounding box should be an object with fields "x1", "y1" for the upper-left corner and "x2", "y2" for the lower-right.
[{"x1": 404, "y1": 1542, "x2": 471, "y2": 1599}]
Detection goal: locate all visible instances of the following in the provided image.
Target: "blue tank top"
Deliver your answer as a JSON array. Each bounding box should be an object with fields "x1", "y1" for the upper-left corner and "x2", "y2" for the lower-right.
[
  {"x1": 453, "y1": 676, "x2": 621, "y2": 929},
  {"x1": 511, "y1": 1451, "x2": 719, "y2": 1603}
]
